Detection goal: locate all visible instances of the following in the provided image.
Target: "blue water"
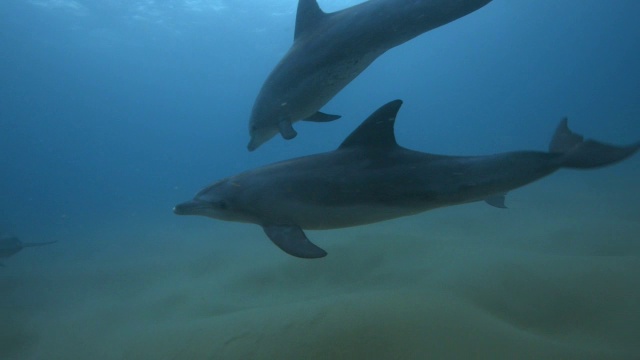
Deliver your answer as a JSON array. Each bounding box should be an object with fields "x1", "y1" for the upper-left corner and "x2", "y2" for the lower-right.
[{"x1": 1, "y1": 1, "x2": 639, "y2": 359}]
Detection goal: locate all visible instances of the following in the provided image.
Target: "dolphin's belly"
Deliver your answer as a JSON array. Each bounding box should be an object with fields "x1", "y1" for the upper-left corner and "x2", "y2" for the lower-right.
[
  {"x1": 273, "y1": 201, "x2": 430, "y2": 230},
  {"x1": 244, "y1": 167, "x2": 441, "y2": 229},
  {"x1": 287, "y1": 50, "x2": 382, "y2": 121},
  {"x1": 238, "y1": 150, "x2": 564, "y2": 230}
]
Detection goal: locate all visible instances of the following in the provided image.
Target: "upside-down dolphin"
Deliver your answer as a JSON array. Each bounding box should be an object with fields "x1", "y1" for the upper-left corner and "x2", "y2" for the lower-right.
[
  {"x1": 177, "y1": 100, "x2": 639, "y2": 258},
  {"x1": 0, "y1": 235, "x2": 56, "y2": 266},
  {"x1": 247, "y1": 0, "x2": 492, "y2": 150}
]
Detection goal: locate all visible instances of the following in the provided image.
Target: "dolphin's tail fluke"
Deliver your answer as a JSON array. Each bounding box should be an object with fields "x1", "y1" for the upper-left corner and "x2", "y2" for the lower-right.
[
  {"x1": 21, "y1": 241, "x2": 57, "y2": 248},
  {"x1": 550, "y1": 118, "x2": 640, "y2": 169}
]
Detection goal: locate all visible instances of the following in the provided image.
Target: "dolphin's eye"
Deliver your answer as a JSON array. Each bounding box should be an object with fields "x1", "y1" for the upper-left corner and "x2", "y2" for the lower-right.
[
  {"x1": 250, "y1": 125, "x2": 257, "y2": 132},
  {"x1": 217, "y1": 201, "x2": 228, "y2": 210}
]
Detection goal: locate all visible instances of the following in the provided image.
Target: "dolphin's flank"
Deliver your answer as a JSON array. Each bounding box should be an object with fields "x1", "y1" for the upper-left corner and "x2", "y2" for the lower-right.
[{"x1": 176, "y1": 100, "x2": 639, "y2": 258}]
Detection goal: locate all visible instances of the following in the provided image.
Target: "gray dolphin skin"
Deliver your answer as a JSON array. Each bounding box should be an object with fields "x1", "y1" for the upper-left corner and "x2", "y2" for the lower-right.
[
  {"x1": 0, "y1": 235, "x2": 57, "y2": 266},
  {"x1": 177, "y1": 100, "x2": 639, "y2": 259},
  {"x1": 247, "y1": 0, "x2": 493, "y2": 151}
]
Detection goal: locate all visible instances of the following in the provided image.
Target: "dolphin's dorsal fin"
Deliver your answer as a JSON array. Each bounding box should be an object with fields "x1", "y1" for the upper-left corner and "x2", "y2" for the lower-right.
[
  {"x1": 295, "y1": 0, "x2": 326, "y2": 41},
  {"x1": 339, "y1": 100, "x2": 403, "y2": 150}
]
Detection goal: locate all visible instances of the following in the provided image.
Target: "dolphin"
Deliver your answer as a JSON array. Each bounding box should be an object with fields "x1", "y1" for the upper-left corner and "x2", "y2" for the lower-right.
[
  {"x1": 0, "y1": 235, "x2": 57, "y2": 266},
  {"x1": 247, "y1": 0, "x2": 493, "y2": 150},
  {"x1": 177, "y1": 100, "x2": 639, "y2": 258}
]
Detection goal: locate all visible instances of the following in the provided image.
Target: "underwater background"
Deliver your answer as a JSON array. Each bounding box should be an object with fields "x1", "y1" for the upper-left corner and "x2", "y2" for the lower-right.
[{"x1": 1, "y1": 0, "x2": 639, "y2": 359}]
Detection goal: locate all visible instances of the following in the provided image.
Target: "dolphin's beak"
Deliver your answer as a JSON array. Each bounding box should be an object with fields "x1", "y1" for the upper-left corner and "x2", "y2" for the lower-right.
[
  {"x1": 247, "y1": 137, "x2": 259, "y2": 152},
  {"x1": 173, "y1": 200, "x2": 209, "y2": 216}
]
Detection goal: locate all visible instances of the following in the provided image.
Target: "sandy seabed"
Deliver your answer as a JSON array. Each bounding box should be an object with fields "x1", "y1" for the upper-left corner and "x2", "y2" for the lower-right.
[{"x1": 1, "y1": 168, "x2": 639, "y2": 360}]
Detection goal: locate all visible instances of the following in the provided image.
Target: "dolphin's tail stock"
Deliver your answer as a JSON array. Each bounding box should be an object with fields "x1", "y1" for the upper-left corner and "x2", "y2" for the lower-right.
[
  {"x1": 549, "y1": 118, "x2": 640, "y2": 169},
  {"x1": 21, "y1": 241, "x2": 57, "y2": 248}
]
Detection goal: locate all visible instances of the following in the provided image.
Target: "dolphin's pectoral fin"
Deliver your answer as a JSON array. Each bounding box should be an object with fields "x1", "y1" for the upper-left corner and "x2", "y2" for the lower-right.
[
  {"x1": 485, "y1": 194, "x2": 507, "y2": 209},
  {"x1": 263, "y1": 224, "x2": 327, "y2": 259},
  {"x1": 302, "y1": 112, "x2": 341, "y2": 123},
  {"x1": 277, "y1": 120, "x2": 298, "y2": 140}
]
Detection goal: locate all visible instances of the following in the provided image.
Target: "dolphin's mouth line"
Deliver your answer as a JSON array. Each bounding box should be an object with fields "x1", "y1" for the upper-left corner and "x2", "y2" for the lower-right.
[
  {"x1": 247, "y1": 136, "x2": 260, "y2": 152},
  {"x1": 173, "y1": 202, "x2": 212, "y2": 215}
]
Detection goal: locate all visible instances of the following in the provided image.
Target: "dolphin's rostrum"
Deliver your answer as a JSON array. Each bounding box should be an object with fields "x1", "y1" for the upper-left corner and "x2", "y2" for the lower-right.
[
  {"x1": 248, "y1": 0, "x2": 493, "y2": 150},
  {"x1": 176, "y1": 100, "x2": 640, "y2": 258}
]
